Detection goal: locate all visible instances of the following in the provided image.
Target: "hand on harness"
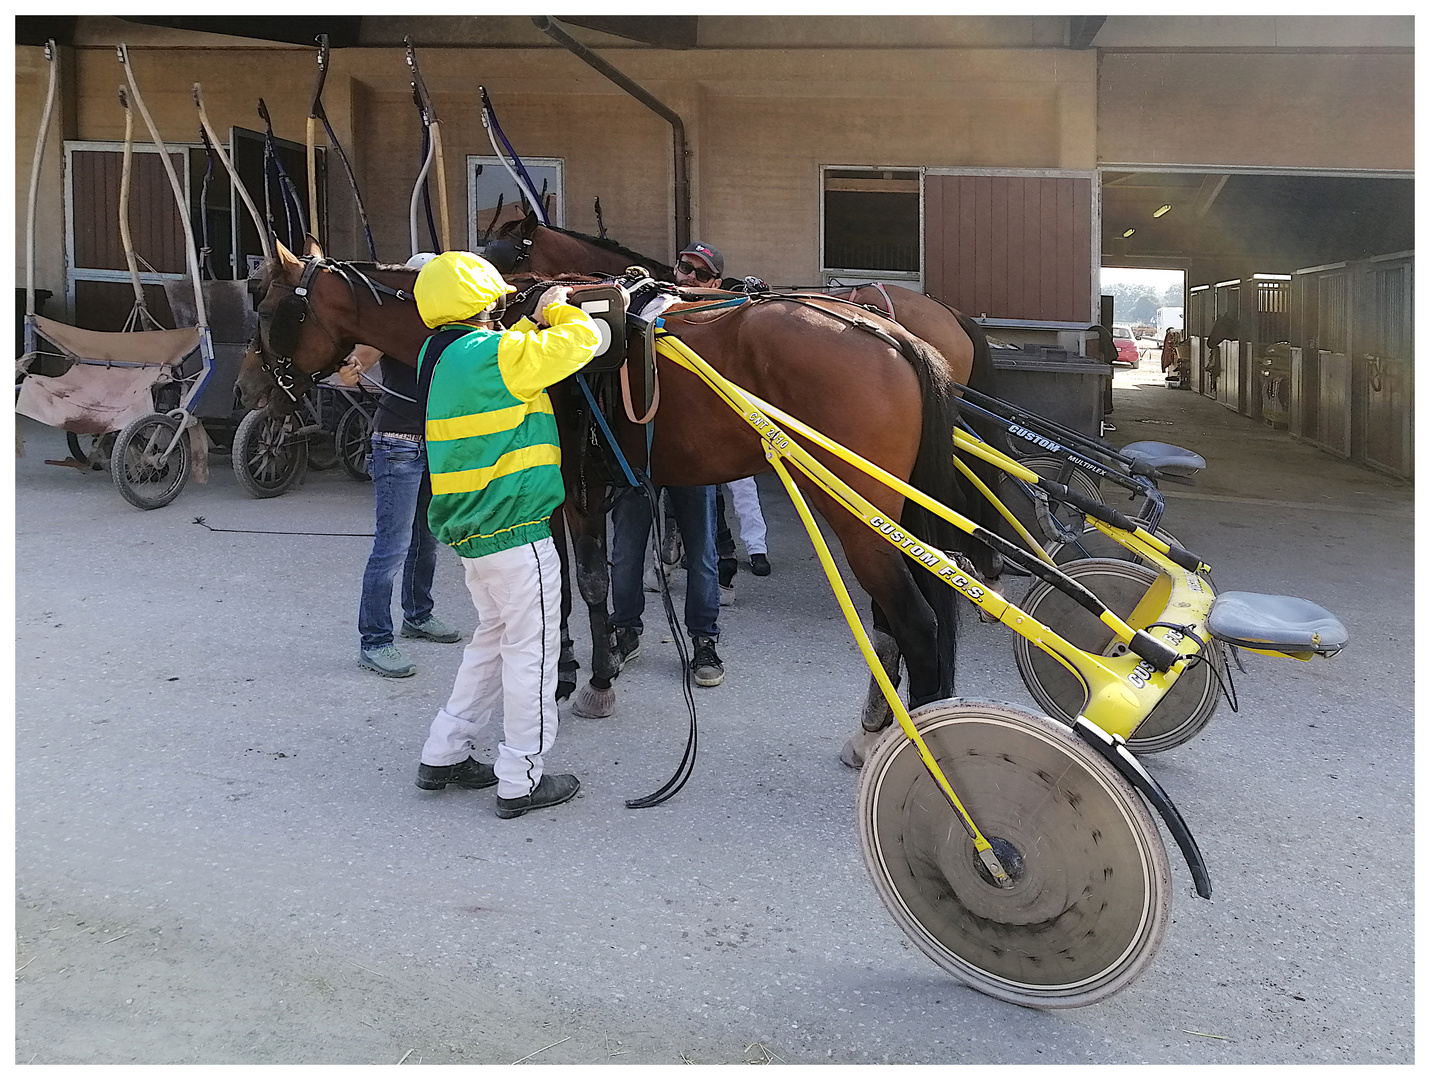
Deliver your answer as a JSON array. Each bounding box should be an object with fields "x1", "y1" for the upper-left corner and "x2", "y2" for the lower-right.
[
  {"x1": 738, "y1": 275, "x2": 770, "y2": 294},
  {"x1": 534, "y1": 286, "x2": 572, "y2": 327}
]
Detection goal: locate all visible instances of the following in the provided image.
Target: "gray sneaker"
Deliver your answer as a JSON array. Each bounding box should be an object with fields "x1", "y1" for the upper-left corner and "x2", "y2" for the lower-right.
[
  {"x1": 690, "y1": 636, "x2": 724, "y2": 687},
  {"x1": 358, "y1": 643, "x2": 417, "y2": 678},
  {"x1": 401, "y1": 615, "x2": 463, "y2": 643}
]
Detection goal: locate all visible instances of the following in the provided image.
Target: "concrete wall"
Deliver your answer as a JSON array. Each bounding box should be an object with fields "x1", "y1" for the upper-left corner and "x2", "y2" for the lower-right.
[{"x1": 1098, "y1": 51, "x2": 1414, "y2": 172}]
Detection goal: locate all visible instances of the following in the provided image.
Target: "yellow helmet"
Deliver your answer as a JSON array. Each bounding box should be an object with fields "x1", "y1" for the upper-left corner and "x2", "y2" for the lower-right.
[{"x1": 414, "y1": 251, "x2": 516, "y2": 328}]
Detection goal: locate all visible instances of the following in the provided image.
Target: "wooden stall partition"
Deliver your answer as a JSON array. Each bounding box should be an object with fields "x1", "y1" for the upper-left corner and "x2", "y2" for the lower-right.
[
  {"x1": 1213, "y1": 279, "x2": 1244, "y2": 414},
  {"x1": 1187, "y1": 283, "x2": 1213, "y2": 397},
  {"x1": 1355, "y1": 252, "x2": 1413, "y2": 479}
]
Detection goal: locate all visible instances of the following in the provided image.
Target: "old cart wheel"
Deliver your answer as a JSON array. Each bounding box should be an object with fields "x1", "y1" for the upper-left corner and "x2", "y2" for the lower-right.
[
  {"x1": 1013, "y1": 559, "x2": 1218, "y2": 754},
  {"x1": 857, "y1": 700, "x2": 1171, "y2": 1008},
  {"x1": 1044, "y1": 521, "x2": 1185, "y2": 567},
  {"x1": 232, "y1": 408, "x2": 308, "y2": 499},
  {"x1": 335, "y1": 402, "x2": 375, "y2": 482},
  {"x1": 111, "y1": 413, "x2": 191, "y2": 510},
  {"x1": 996, "y1": 455, "x2": 1101, "y2": 555}
]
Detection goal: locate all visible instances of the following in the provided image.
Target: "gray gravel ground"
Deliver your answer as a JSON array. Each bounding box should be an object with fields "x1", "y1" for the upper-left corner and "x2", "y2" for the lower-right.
[{"x1": 12, "y1": 373, "x2": 1414, "y2": 1064}]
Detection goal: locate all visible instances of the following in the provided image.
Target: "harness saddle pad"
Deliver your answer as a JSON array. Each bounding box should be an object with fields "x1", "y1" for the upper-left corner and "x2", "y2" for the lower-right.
[
  {"x1": 1119, "y1": 440, "x2": 1206, "y2": 476},
  {"x1": 1206, "y1": 591, "x2": 1348, "y2": 656}
]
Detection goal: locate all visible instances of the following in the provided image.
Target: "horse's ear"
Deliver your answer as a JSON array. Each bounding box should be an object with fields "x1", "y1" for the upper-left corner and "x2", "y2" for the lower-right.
[
  {"x1": 303, "y1": 233, "x2": 325, "y2": 260},
  {"x1": 274, "y1": 240, "x2": 303, "y2": 269},
  {"x1": 521, "y1": 209, "x2": 540, "y2": 236}
]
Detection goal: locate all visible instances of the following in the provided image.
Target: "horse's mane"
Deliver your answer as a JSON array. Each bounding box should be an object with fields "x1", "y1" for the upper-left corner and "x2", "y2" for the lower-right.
[{"x1": 543, "y1": 225, "x2": 673, "y2": 275}]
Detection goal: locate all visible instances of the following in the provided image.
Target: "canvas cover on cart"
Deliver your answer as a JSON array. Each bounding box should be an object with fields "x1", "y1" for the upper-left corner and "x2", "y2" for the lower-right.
[{"x1": 15, "y1": 316, "x2": 199, "y2": 434}]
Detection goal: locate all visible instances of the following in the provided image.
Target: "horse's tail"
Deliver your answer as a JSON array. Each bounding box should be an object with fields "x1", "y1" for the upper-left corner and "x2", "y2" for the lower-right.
[
  {"x1": 893, "y1": 331, "x2": 964, "y2": 700},
  {"x1": 951, "y1": 310, "x2": 1017, "y2": 570}
]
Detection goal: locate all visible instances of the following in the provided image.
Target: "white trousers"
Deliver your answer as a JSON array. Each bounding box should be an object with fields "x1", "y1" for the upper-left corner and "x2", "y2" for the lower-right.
[
  {"x1": 724, "y1": 477, "x2": 767, "y2": 556},
  {"x1": 421, "y1": 536, "x2": 561, "y2": 799}
]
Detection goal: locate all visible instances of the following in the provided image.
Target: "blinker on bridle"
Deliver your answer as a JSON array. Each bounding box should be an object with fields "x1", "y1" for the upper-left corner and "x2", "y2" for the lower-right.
[
  {"x1": 260, "y1": 257, "x2": 327, "y2": 402},
  {"x1": 259, "y1": 256, "x2": 415, "y2": 402}
]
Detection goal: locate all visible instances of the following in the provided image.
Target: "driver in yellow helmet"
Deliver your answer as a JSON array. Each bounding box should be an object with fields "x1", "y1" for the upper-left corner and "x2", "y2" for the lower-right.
[{"x1": 410, "y1": 251, "x2": 600, "y2": 819}]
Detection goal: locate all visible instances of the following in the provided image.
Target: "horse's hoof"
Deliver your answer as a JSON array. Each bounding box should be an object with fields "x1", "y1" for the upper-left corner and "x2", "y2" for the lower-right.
[
  {"x1": 840, "y1": 727, "x2": 884, "y2": 769},
  {"x1": 570, "y1": 682, "x2": 616, "y2": 718}
]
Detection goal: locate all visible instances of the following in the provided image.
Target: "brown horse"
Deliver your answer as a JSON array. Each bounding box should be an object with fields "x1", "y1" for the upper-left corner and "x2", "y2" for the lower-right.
[
  {"x1": 238, "y1": 240, "x2": 978, "y2": 761},
  {"x1": 486, "y1": 213, "x2": 1013, "y2": 755}
]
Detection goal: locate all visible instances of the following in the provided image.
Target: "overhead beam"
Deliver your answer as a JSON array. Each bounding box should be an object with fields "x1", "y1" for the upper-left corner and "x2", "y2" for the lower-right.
[
  {"x1": 1067, "y1": 16, "x2": 1106, "y2": 49},
  {"x1": 116, "y1": 16, "x2": 363, "y2": 48},
  {"x1": 558, "y1": 16, "x2": 698, "y2": 49},
  {"x1": 1193, "y1": 174, "x2": 1231, "y2": 217}
]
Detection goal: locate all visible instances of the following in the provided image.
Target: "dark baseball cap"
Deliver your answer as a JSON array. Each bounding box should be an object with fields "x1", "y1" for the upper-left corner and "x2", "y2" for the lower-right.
[{"x1": 678, "y1": 242, "x2": 724, "y2": 277}]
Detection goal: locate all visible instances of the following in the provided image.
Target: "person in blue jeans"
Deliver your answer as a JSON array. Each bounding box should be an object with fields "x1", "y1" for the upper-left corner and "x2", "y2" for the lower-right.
[
  {"x1": 610, "y1": 483, "x2": 723, "y2": 686},
  {"x1": 341, "y1": 337, "x2": 463, "y2": 678}
]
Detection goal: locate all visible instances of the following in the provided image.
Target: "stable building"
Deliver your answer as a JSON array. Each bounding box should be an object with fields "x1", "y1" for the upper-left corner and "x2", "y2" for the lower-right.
[{"x1": 15, "y1": 15, "x2": 1414, "y2": 475}]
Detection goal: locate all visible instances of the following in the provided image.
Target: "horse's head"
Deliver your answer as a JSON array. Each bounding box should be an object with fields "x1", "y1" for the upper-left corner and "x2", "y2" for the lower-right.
[
  {"x1": 483, "y1": 210, "x2": 543, "y2": 276},
  {"x1": 237, "y1": 236, "x2": 365, "y2": 414}
]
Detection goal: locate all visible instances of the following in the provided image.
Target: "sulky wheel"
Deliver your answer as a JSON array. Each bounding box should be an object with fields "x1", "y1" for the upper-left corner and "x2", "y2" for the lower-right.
[
  {"x1": 1044, "y1": 520, "x2": 1184, "y2": 567},
  {"x1": 335, "y1": 401, "x2": 375, "y2": 482},
  {"x1": 857, "y1": 700, "x2": 1171, "y2": 1008},
  {"x1": 232, "y1": 408, "x2": 309, "y2": 499},
  {"x1": 111, "y1": 412, "x2": 191, "y2": 510},
  {"x1": 1013, "y1": 559, "x2": 1218, "y2": 754},
  {"x1": 996, "y1": 455, "x2": 1101, "y2": 554}
]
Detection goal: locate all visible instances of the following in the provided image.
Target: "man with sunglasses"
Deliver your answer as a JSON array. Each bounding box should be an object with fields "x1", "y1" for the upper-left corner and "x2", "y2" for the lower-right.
[{"x1": 674, "y1": 244, "x2": 774, "y2": 598}]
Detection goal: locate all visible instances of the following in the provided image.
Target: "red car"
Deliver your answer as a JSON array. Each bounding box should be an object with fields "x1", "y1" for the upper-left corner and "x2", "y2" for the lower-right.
[{"x1": 1111, "y1": 324, "x2": 1140, "y2": 367}]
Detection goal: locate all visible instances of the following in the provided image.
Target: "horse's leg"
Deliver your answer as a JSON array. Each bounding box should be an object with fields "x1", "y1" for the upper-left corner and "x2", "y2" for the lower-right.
[
  {"x1": 803, "y1": 491, "x2": 950, "y2": 767},
  {"x1": 840, "y1": 602, "x2": 905, "y2": 768},
  {"x1": 549, "y1": 509, "x2": 578, "y2": 702},
  {"x1": 566, "y1": 494, "x2": 621, "y2": 719}
]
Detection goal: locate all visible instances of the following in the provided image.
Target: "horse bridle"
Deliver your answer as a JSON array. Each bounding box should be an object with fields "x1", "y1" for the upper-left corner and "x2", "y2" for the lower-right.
[{"x1": 257, "y1": 257, "x2": 416, "y2": 402}]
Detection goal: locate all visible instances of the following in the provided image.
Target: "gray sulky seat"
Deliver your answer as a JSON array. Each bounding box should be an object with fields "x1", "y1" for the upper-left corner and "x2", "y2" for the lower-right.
[
  {"x1": 1206, "y1": 591, "x2": 1348, "y2": 656},
  {"x1": 1119, "y1": 441, "x2": 1206, "y2": 477}
]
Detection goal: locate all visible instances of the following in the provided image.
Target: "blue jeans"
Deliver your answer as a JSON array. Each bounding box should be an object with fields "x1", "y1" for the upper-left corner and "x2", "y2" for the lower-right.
[
  {"x1": 358, "y1": 434, "x2": 440, "y2": 650},
  {"x1": 610, "y1": 484, "x2": 719, "y2": 640}
]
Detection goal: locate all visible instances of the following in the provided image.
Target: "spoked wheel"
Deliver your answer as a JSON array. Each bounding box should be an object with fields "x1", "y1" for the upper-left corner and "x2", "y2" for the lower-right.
[
  {"x1": 111, "y1": 413, "x2": 192, "y2": 510},
  {"x1": 858, "y1": 700, "x2": 1171, "y2": 1008},
  {"x1": 1013, "y1": 559, "x2": 1218, "y2": 754},
  {"x1": 67, "y1": 431, "x2": 117, "y2": 471},
  {"x1": 1044, "y1": 521, "x2": 1185, "y2": 567},
  {"x1": 232, "y1": 408, "x2": 308, "y2": 499},
  {"x1": 335, "y1": 402, "x2": 375, "y2": 481},
  {"x1": 996, "y1": 455, "x2": 1100, "y2": 554}
]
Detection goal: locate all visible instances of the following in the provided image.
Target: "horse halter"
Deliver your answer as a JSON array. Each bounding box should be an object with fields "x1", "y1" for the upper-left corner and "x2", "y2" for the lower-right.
[{"x1": 258, "y1": 257, "x2": 415, "y2": 402}]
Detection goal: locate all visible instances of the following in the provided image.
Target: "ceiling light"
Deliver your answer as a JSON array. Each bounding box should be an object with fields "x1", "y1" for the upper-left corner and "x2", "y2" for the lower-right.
[
  {"x1": 1153, "y1": 204, "x2": 1172, "y2": 218},
  {"x1": 1122, "y1": 228, "x2": 1136, "y2": 238}
]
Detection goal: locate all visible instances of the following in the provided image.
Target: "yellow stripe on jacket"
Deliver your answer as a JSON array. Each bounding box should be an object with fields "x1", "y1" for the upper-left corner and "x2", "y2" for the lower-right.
[
  {"x1": 428, "y1": 443, "x2": 563, "y2": 496},
  {"x1": 425, "y1": 395, "x2": 554, "y2": 443}
]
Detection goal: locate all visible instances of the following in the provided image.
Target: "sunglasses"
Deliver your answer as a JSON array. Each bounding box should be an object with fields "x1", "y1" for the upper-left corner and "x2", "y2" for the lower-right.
[{"x1": 675, "y1": 259, "x2": 717, "y2": 282}]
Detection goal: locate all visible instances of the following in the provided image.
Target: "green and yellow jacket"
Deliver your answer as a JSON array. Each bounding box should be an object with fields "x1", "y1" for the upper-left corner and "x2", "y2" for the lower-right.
[{"x1": 419, "y1": 303, "x2": 599, "y2": 559}]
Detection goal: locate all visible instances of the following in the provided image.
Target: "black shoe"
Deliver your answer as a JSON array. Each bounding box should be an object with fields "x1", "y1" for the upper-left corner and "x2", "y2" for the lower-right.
[
  {"x1": 718, "y1": 557, "x2": 738, "y2": 588},
  {"x1": 749, "y1": 553, "x2": 770, "y2": 576},
  {"x1": 415, "y1": 757, "x2": 497, "y2": 791},
  {"x1": 614, "y1": 626, "x2": 640, "y2": 672},
  {"x1": 690, "y1": 636, "x2": 725, "y2": 687},
  {"x1": 496, "y1": 773, "x2": 581, "y2": 818}
]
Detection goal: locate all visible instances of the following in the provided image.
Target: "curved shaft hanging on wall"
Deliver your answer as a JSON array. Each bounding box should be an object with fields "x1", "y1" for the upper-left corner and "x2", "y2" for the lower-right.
[{"x1": 530, "y1": 15, "x2": 690, "y2": 253}]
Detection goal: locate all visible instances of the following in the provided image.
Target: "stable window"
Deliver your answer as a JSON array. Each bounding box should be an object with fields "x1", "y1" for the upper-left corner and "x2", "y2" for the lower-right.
[
  {"x1": 821, "y1": 166, "x2": 922, "y2": 287},
  {"x1": 467, "y1": 156, "x2": 564, "y2": 249}
]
